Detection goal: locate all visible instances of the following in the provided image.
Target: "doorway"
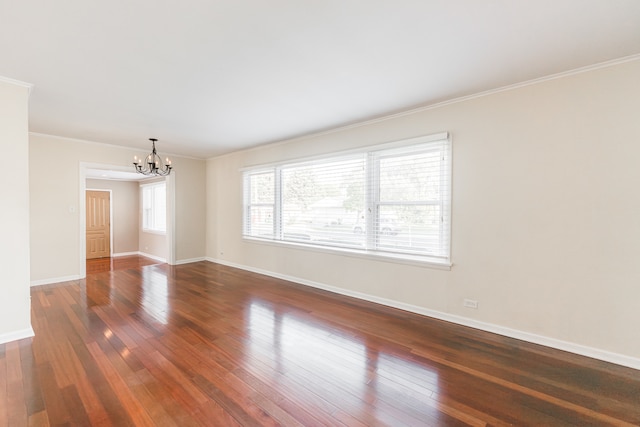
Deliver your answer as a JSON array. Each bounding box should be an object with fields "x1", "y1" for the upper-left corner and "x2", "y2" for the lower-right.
[{"x1": 79, "y1": 162, "x2": 176, "y2": 279}]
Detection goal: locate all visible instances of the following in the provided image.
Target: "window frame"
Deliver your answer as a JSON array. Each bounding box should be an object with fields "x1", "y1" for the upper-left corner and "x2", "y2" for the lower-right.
[
  {"x1": 242, "y1": 133, "x2": 451, "y2": 268},
  {"x1": 243, "y1": 168, "x2": 277, "y2": 239},
  {"x1": 141, "y1": 181, "x2": 167, "y2": 234}
]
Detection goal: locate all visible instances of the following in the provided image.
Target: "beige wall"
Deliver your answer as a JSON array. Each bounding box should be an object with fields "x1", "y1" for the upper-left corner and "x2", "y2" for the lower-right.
[
  {"x1": 86, "y1": 179, "x2": 139, "y2": 254},
  {"x1": 0, "y1": 78, "x2": 32, "y2": 343},
  {"x1": 206, "y1": 59, "x2": 640, "y2": 365},
  {"x1": 139, "y1": 230, "x2": 168, "y2": 261},
  {"x1": 30, "y1": 134, "x2": 207, "y2": 282}
]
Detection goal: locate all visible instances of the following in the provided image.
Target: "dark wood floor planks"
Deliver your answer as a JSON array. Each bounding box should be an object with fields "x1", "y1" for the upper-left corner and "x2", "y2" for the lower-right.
[{"x1": 0, "y1": 255, "x2": 639, "y2": 426}]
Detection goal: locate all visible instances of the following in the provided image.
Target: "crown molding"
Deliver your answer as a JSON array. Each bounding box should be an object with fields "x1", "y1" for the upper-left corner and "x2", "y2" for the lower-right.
[
  {"x1": 212, "y1": 53, "x2": 640, "y2": 161},
  {"x1": 0, "y1": 75, "x2": 34, "y2": 95},
  {"x1": 29, "y1": 132, "x2": 201, "y2": 160}
]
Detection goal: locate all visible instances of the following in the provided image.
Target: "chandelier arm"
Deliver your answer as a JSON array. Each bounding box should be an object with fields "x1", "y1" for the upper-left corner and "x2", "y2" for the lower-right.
[{"x1": 133, "y1": 138, "x2": 172, "y2": 176}]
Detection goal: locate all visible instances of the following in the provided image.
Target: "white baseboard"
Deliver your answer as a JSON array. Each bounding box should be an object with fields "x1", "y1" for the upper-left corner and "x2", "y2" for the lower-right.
[
  {"x1": 206, "y1": 257, "x2": 640, "y2": 371},
  {"x1": 31, "y1": 275, "x2": 81, "y2": 287},
  {"x1": 175, "y1": 257, "x2": 206, "y2": 265},
  {"x1": 138, "y1": 252, "x2": 167, "y2": 263},
  {"x1": 107, "y1": 252, "x2": 205, "y2": 265},
  {"x1": 112, "y1": 251, "x2": 140, "y2": 257},
  {"x1": 0, "y1": 327, "x2": 35, "y2": 345},
  {"x1": 30, "y1": 252, "x2": 172, "y2": 287}
]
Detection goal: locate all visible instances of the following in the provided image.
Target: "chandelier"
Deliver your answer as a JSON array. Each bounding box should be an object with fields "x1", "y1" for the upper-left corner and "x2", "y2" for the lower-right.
[{"x1": 133, "y1": 138, "x2": 172, "y2": 176}]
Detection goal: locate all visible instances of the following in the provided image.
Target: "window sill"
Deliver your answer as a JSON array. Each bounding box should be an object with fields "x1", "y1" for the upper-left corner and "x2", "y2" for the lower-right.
[
  {"x1": 242, "y1": 236, "x2": 451, "y2": 270},
  {"x1": 142, "y1": 229, "x2": 166, "y2": 236}
]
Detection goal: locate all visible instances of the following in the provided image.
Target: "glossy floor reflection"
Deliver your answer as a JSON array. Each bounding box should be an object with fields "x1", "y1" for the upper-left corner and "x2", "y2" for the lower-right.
[
  {"x1": 3, "y1": 257, "x2": 639, "y2": 425},
  {"x1": 86, "y1": 255, "x2": 162, "y2": 274},
  {"x1": 247, "y1": 300, "x2": 445, "y2": 424}
]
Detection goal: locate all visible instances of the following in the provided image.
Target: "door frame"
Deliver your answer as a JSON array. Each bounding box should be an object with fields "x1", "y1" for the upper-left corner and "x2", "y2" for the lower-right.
[
  {"x1": 85, "y1": 188, "x2": 113, "y2": 259},
  {"x1": 79, "y1": 162, "x2": 177, "y2": 278}
]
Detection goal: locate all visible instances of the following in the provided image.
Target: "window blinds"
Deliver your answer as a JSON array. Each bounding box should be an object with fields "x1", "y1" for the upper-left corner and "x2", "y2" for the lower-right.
[{"x1": 242, "y1": 133, "x2": 451, "y2": 265}]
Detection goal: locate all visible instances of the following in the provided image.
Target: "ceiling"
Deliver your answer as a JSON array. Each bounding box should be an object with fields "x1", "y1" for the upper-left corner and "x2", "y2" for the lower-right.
[{"x1": 1, "y1": 1, "x2": 640, "y2": 159}]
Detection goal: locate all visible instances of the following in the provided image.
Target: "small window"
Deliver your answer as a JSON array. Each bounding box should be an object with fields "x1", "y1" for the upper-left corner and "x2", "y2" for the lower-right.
[{"x1": 141, "y1": 181, "x2": 166, "y2": 233}]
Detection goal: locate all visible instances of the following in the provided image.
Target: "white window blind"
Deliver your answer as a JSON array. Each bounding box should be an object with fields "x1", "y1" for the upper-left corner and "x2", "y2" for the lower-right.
[
  {"x1": 142, "y1": 181, "x2": 166, "y2": 233},
  {"x1": 281, "y1": 155, "x2": 366, "y2": 248},
  {"x1": 244, "y1": 170, "x2": 276, "y2": 238},
  {"x1": 242, "y1": 133, "x2": 451, "y2": 265},
  {"x1": 372, "y1": 143, "x2": 450, "y2": 260}
]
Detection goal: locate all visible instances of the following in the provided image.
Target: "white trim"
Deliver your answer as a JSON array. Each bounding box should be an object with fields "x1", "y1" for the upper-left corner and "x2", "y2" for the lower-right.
[
  {"x1": 239, "y1": 132, "x2": 449, "y2": 171},
  {"x1": 140, "y1": 180, "x2": 168, "y2": 234},
  {"x1": 113, "y1": 251, "x2": 140, "y2": 257},
  {"x1": 80, "y1": 167, "x2": 86, "y2": 278},
  {"x1": 205, "y1": 258, "x2": 640, "y2": 371},
  {"x1": 166, "y1": 172, "x2": 177, "y2": 265},
  {"x1": 138, "y1": 252, "x2": 167, "y2": 263},
  {"x1": 31, "y1": 252, "x2": 172, "y2": 286},
  {"x1": 0, "y1": 327, "x2": 35, "y2": 345},
  {"x1": 116, "y1": 251, "x2": 169, "y2": 260},
  {"x1": 378, "y1": 54, "x2": 640, "y2": 125},
  {"x1": 30, "y1": 132, "x2": 200, "y2": 160},
  {"x1": 141, "y1": 229, "x2": 167, "y2": 236},
  {"x1": 211, "y1": 54, "x2": 640, "y2": 162},
  {"x1": 243, "y1": 237, "x2": 451, "y2": 270},
  {"x1": 0, "y1": 75, "x2": 34, "y2": 93},
  {"x1": 31, "y1": 275, "x2": 81, "y2": 287},
  {"x1": 174, "y1": 257, "x2": 206, "y2": 265}
]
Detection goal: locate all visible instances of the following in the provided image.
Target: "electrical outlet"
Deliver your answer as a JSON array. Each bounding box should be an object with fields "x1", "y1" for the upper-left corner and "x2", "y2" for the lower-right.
[{"x1": 463, "y1": 298, "x2": 478, "y2": 309}]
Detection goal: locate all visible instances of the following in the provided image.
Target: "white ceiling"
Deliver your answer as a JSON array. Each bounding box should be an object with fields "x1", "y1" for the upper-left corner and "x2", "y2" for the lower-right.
[{"x1": 1, "y1": 1, "x2": 639, "y2": 159}]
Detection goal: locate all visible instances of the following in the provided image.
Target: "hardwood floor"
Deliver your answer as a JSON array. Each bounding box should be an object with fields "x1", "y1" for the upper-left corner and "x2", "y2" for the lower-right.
[
  {"x1": 1, "y1": 256, "x2": 639, "y2": 426},
  {"x1": 85, "y1": 255, "x2": 162, "y2": 274}
]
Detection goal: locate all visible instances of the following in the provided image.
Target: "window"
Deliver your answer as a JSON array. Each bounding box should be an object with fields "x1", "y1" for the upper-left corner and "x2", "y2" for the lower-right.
[
  {"x1": 141, "y1": 181, "x2": 166, "y2": 233},
  {"x1": 245, "y1": 170, "x2": 276, "y2": 238},
  {"x1": 243, "y1": 133, "x2": 451, "y2": 265}
]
